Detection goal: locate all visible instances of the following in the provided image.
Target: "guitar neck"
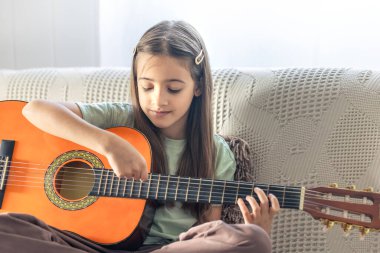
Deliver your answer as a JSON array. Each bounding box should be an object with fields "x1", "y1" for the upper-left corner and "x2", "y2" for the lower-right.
[{"x1": 90, "y1": 170, "x2": 304, "y2": 210}]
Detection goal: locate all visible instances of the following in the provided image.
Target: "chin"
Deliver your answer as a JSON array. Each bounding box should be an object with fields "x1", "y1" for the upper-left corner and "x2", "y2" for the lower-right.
[{"x1": 149, "y1": 119, "x2": 170, "y2": 129}]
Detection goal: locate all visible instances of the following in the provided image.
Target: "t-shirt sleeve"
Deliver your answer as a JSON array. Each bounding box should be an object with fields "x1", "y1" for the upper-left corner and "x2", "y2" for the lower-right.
[
  {"x1": 76, "y1": 102, "x2": 134, "y2": 129},
  {"x1": 214, "y1": 135, "x2": 236, "y2": 181}
]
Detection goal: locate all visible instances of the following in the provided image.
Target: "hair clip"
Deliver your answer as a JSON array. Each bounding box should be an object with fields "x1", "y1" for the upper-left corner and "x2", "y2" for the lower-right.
[{"x1": 195, "y1": 50, "x2": 204, "y2": 65}]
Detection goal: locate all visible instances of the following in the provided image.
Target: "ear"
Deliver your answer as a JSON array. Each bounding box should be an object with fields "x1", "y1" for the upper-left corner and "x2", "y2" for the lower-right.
[{"x1": 194, "y1": 86, "x2": 201, "y2": 97}]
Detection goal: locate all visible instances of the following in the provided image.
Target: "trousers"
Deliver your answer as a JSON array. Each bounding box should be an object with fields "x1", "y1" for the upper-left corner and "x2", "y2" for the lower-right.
[{"x1": 0, "y1": 213, "x2": 271, "y2": 253}]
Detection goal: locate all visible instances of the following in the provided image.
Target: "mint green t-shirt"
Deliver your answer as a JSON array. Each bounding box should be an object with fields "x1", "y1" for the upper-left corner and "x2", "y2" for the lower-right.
[{"x1": 76, "y1": 102, "x2": 237, "y2": 245}]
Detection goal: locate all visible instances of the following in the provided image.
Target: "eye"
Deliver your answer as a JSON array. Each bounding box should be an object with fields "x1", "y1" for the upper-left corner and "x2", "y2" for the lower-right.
[
  {"x1": 142, "y1": 87, "x2": 152, "y2": 91},
  {"x1": 168, "y1": 88, "x2": 181, "y2": 94}
]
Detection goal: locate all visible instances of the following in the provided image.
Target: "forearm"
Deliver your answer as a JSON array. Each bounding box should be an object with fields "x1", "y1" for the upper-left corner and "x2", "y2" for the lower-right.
[{"x1": 22, "y1": 99, "x2": 114, "y2": 155}]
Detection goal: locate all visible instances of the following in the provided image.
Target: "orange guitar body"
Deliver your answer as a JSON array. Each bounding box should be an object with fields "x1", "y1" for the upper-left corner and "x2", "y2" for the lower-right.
[{"x1": 0, "y1": 100, "x2": 153, "y2": 249}]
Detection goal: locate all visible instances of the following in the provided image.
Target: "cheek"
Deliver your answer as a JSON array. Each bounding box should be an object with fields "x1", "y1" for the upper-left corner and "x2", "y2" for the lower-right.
[
  {"x1": 178, "y1": 94, "x2": 195, "y2": 111},
  {"x1": 137, "y1": 90, "x2": 148, "y2": 106}
]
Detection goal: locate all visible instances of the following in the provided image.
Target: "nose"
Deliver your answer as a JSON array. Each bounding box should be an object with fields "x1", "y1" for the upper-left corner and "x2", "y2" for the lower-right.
[{"x1": 151, "y1": 86, "x2": 168, "y2": 106}]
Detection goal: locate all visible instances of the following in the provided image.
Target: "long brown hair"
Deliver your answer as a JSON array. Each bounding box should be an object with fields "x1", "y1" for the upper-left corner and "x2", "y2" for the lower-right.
[{"x1": 130, "y1": 20, "x2": 215, "y2": 222}]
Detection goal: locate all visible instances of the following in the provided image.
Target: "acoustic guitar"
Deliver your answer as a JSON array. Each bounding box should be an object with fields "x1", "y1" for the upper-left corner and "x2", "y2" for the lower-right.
[{"x1": 0, "y1": 100, "x2": 379, "y2": 249}]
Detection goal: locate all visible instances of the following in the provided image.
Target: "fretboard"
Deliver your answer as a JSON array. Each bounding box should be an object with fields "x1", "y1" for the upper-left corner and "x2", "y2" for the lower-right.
[{"x1": 89, "y1": 170, "x2": 303, "y2": 209}]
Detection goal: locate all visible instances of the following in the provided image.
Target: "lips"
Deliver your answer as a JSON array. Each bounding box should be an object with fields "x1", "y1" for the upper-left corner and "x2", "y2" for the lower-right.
[{"x1": 149, "y1": 110, "x2": 170, "y2": 117}]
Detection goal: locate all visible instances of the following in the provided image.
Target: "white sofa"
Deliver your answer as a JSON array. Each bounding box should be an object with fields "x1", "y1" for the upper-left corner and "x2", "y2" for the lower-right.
[{"x1": 1, "y1": 67, "x2": 380, "y2": 252}]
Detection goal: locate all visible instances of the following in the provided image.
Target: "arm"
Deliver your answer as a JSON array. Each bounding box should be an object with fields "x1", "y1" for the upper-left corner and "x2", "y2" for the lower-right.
[{"x1": 22, "y1": 99, "x2": 148, "y2": 180}]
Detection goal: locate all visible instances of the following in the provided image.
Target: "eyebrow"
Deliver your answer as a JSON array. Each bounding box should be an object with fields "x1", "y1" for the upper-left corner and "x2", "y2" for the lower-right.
[{"x1": 138, "y1": 77, "x2": 186, "y2": 84}]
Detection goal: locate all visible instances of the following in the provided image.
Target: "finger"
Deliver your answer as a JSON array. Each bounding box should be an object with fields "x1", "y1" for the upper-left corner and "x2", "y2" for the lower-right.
[
  {"x1": 140, "y1": 164, "x2": 148, "y2": 181},
  {"x1": 254, "y1": 187, "x2": 269, "y2": 213},
  {"x1": 141, "y1": 169, "x2": 148, "y2": 181},
  {"x1": 237, "y1": 198, "x2": 253, "y2": 224},
  {"x1": 269, "y1": 194, "x2": 281, "y2": 217},
  {"x1": 245, "y1": 195, "x2": 261, "y2": 219}
]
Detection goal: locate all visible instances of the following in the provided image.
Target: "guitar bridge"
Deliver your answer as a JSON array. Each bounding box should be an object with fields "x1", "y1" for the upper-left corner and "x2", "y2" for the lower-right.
[{"x1": 0, "y1": 140, "x2": 15, "y2": 208}]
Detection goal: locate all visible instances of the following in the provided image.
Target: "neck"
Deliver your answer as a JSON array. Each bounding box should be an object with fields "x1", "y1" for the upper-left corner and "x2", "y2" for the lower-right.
[{"x1": 89, "y1": 171, "x2": 304, "y2": 210}]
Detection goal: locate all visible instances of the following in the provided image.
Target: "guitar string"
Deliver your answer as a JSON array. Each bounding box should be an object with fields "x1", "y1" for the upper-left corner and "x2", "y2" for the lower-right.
[
  {"x1": 1, "y1": 160, "x2": 331, "y2": 197},
  {"x1": 0, "y1": 159, "x2": 336, "y2": 197},
  {"x1": 3, "y1": 163, "x2": 313, "y2": 193},
  {"x1": 4, "y1": 176, "x2": 373, "y2": 209},
  {"x1": 0, "y1": 179, "x2": 360, "y2": 209},
  {"x1": 2, "y1": 167, "x2": 360, "y2": 200},
  {"x1": 2, "y1": 179, "x2": 302, "y2": 205},
  {"x1": 4, "y1": 168, "x2": 328, "y2": 200},
  {"x1": 4, "y1": 176, "x2": 307, "y2": 202},
  {"x1": 1, "y1": 181, "x2": 374, "y2": 223},
  {"x1": 2, "y1": 160, "x2": 372, "y2": 202},
  {"x1": 0, "y1": 162, "x2": 373, "y2": 223},
  {"x1": 0, "y1": 159, "x2": 346, "y2": 199},
  {"x1": 1, "y1": 163, "x2": 372, "y2": 209}
]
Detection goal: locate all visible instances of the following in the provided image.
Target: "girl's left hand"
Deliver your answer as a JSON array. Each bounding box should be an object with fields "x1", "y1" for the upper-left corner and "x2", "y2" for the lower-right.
[{"x1": 237, "y1": 187, "x2": 280, "y2": 236}]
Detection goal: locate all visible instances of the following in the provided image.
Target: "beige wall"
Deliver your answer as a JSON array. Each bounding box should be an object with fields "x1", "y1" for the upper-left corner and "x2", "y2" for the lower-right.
[{"x1": 0, "y1": 0, "x2": 99, "y2": 69}]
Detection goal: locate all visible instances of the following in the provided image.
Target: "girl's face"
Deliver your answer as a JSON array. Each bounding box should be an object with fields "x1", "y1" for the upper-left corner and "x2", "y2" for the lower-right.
[{"x1": 136, "y1": 53, "x2": 201, "y2": 140}]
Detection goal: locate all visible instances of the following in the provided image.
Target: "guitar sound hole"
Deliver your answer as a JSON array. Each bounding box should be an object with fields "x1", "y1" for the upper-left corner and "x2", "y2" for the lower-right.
[{"x1": 55, "y1": 161, "x2": 95, "y2": 201}]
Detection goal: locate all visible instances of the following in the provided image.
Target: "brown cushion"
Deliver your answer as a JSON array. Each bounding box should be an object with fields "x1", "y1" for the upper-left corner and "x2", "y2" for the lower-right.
[{"x1": 220, "y1": 135, "x2": 254, "y2": 224}]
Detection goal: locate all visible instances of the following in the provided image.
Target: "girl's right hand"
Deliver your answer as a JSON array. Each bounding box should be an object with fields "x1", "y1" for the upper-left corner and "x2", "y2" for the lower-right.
[{"x1": 102, "y1": 133, "x2": 148, "y2": 181}]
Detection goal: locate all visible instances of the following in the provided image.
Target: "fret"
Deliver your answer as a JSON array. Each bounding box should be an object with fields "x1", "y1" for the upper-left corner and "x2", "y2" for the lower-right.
[
  {"x1": 196, "y1": 178, "x2": 202, "y2": 202},
  {"x1": 116, "y1": 176, "x2": 121, "y2": 196},
  {"x1": 140, "y1": 179, "x2": 149, "y2": 199},
  {"x1": 236, "y1": 181, "x2": 253, "y2": 202},
  {"x1": 166, "y1": 175, "x2": 178, "y2": 201},
  {"x1": 175, "y1": 176, "x2": 180, "y2": 201},
  {"x1": 187, "y1": 177, "x2": 200, "y2": 203},
  {"x1": 268, "y1": 185, "x2": 285, "y2": 207},
  {"x1": 138, "y1": 179, "x2": 143, "y2": 198},
  {"x1": 146, "y1": 174, "x2": 152, "y2": 199},
  {"x1": 110, "y1": 173, "x2": 115, "y2": 196},
  {"x1": 283, "y1": 185, "x2": 301, "y2": 209},
  {"x1": 104, "y1": 170, "x2": 109, "y2": 195},
  {"x1": 224, "y1": 181, "x2": 238, "y2": 205},
  {"x1": 255, "y1": 183, "x2": 299, "y2": 208},
  {"x1": 123, "y1": 177, "x2": 127, "y2": 197},
  {"x1": 123, "y1": 178, "x2": 128, "y2": 197},
  {"x1": 210, "y1": 180, "x2": 224, "y2": 204},
  {"x1": 222, "y1": 180, "x2": 226, "y2": 203},
  {"x1": 97, "y1": 168, "x2": 104, "y2": 195},
  {"x1": 148, "y1": 174, "x2": 159, "y2": 199},
  {"x1": 130, "y1": 178, "x2": 134, "y2": 197},
  {"x1": 155, "y1": 174, "x2": 161, "y2": 199},
  {"x1": 125, "y1": 178, "x2": 132, "y2": 198},
  {"x1": 130, "y1": 178, "x2": 141, "y2": 199},
  {"x1": 208, "y1": 179, "x2": 214, "y2": 203},
  {"x1": 176, "y1": 176, "x2": 189, "y2": 202},
  {"x1": 156, "y1": 175, "x2": 168, "y2": 200},
  {"x1": 164, "y1": 175, "x2": 170, "y2": 200},
  {"x1": 198, "y1": 178, "x2": 212, "y2": 203},
  {"x1": 185, "y1": 177, "x2": 190, "y2": 202}
]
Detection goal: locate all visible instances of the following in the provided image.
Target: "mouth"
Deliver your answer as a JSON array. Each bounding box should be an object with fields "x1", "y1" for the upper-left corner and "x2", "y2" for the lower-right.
[{"x1": 149, "y1": 110, "x2": 171, "y2": 117}]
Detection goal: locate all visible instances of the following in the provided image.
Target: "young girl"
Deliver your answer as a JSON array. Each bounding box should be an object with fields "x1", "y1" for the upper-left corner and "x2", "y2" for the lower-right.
[{"x1": 0, "y1": 20, "x2": 280, "y2": 253}]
